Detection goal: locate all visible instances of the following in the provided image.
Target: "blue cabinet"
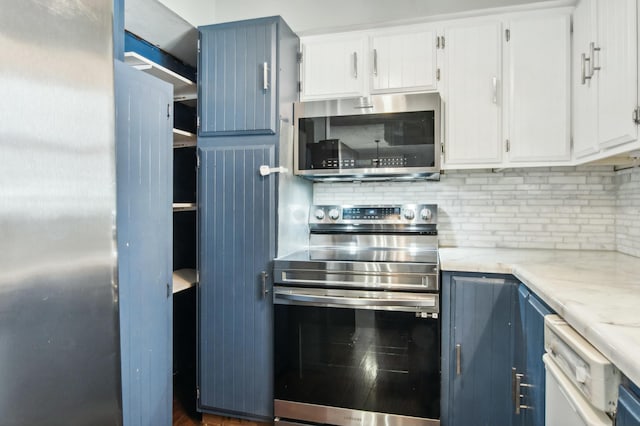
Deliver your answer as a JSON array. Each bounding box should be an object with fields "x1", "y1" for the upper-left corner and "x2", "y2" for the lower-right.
[
  {"x1": 441, "y1": 272, "x2": 518, "y2": 426},
  {"x1": 115, "y1": 60, "x2": 173, "y2": 426},
  {"x1": 199, "y1": 17, "x2": 295, "y2": 136},
  {"x1": 618, "y1": 385, "x2": 640, "y2": 426},
  {"x1": 197, "y1": 139, "x2": 276, "y2": 421},
  {"x1": 197, "y1": 16, "x2": 299, "y2": 421},
  {"x1": 517, "y1": 285, "x2": 553, "y2": 426}
]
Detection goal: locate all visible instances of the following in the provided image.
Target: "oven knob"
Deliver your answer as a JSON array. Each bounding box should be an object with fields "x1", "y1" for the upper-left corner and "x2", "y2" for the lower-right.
[
  {"x1": 420, "y1": 208, "x2": 433, "y2": 221},
  {"x1": 314, "y1": 209, "x2": 325, "y2": 220},
  {"x1": 403, "y1": 209, "x2": 415, "y2": 220},
  {"x1": 328, "y1": 208, "x2": 340, "y2": 220}
]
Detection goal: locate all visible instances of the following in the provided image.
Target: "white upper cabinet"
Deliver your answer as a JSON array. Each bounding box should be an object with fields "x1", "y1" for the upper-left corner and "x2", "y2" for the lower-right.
[
  {"x1": 370, "y1": 26, "x2": 437, "y2": 93},
  {"x1": 300, "y1": 25, "x2": 438, "y2": 100},
  {"x1": 595, "y1": 0, "x2": 637, "y2": 150},
  {"x1": 442, "y1": 21, "x2": 503, "y2": 167},
  {"x1": 573, "y1": 0, "x2": 639, "y2": 162},
  {"x1": 573, "y1": 0, "x2": 599, "y2": 159},
  {"x1": 505, "y1": 13, "x2": 571, "y2": 163},
  {"x1": 300, "y1": 33, "x2": 366, "y2": 100}
]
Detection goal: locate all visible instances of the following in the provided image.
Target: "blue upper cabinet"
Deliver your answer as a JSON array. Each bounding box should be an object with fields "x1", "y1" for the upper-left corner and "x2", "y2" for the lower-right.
[
  {"x1": 199, "y1": 17, "x2": 294, "y2": 136},
  {"x1": 441, "y1": 272, "x2": 518, "y2": 426}
]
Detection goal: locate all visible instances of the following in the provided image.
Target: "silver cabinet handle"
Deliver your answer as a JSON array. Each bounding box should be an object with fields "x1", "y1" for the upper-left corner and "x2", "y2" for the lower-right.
[
  {"x1": 512, "y1": 368, "x2": 530, "y2": 415},
  {"x1": 373, "y1": 49, "x2": 378, "y2": 76},
  {"x1": 263, "y1": 62, "x2": 269, "y2": 91},
  {"x1": 261, "y1": 271, "x2": 269, "y2": 297},
  {"x1": 353, "y1": 52, "x2": 358, "y2": 79},
  {"x1": 492, "y1": 77, "x2": 498, "y2": 104},
  {"x1": 455, "y1": 344, "x2": 462, "y2": 375},
  {"x1": 581, "y1": 53, "x2": 592, "y2": 85},
  {"x1": 590, "y1": 42, "x2": 601, "y2": 76}
]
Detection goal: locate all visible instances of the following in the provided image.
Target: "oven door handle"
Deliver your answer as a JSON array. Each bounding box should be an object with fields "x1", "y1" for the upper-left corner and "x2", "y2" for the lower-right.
[{"x1": 273, "y1": 288, "x2": 438, "y2": 310}]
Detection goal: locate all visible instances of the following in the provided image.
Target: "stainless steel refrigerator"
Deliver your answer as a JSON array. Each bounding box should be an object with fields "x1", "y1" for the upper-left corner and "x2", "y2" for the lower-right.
[{"x1": 0, "y1": 1, "x2": 122, "y2": 424}]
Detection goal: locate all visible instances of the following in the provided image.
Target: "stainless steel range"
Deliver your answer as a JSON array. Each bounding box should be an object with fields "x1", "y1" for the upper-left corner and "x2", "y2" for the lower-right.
[{"x1": 273, "y1": 204, "x2": 440, "y2": 426}]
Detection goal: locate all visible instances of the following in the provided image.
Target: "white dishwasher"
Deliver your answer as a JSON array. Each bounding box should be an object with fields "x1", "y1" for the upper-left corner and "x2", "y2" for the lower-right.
[{"x1": 543, "y1": 315, "x2": 621, "y2": 426}]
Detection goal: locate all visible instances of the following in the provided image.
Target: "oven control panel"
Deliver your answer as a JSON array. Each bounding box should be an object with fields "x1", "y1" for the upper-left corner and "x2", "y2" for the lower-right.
[{"x1": 310, "y1": 204, "x2": 437, "y2": 225}]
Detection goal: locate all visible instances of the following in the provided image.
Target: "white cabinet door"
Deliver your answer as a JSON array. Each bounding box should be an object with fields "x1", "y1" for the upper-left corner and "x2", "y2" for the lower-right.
[
  {"x1": 505, "y1": 14, "x2": 571, "y2": 163},
  {"x1": 370, "y1": 27, "x2": 437, "y2": 93},
  {"x1": 300, "y1": 34, "x2": 366, "y2": 100},
  {"x1": 573, "y1": 0, "x2": 599, "y2": 159},
  {"x1": 595, "y1": 0, "x2": 637, "y2": 150},
  {"x1": 443, "y1": 22, "x2": 503, "y2": 167}
]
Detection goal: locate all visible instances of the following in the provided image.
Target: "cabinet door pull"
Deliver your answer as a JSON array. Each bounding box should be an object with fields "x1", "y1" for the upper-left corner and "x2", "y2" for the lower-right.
[
  {"x1": 261, "y1": 271, "x2": 269, "y2": 297},
  {"x1": 263, "y1": 62, "x2": 269, "y2": 91},
  {"x1": 581, "y1": 53, "x2": 592, "y2": 85},
  {"x1": 590, "y1": 42, "x2": 601, "y2": 76},
  {"x1": 492, "y1": 76, "x2": 498, "y2": 104},
  {"x1": 373, "y1": 49, "x2": 378, "y2": 76},
  {"x1": 455, "y1": 344, "x2": 462, "y2": 375},
  {"x1": 353, "y1": 52, "x2": 358, "y2": 79}
]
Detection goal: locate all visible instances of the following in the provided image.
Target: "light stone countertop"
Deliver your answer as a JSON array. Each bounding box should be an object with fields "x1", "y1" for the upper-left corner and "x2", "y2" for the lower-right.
[{"x1": 439, "y1": 247, "x2": 640, "y2": 387}]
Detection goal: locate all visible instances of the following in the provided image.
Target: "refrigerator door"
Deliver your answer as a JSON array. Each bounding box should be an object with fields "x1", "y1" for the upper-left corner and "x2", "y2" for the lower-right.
[{"x1": 0, "y1": 1, "x2": 121, "y2": 424}]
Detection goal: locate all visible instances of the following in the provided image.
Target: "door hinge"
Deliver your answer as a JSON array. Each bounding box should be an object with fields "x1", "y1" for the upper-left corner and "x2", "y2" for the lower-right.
[
  {"x1": 505, "y1": 29, "x2": 511, "y2": 42},
  {"x1": 296, "y1": 51, "x2": 303, "y2": 63},
  {"x1": 197, "y1": 39, "x2": 200, "y2": 54},
  {"x1": 436, "y1": 68, "x2": 441, "y2": 81},
  {"x1": 441, "y1": 142, "x2": 445, "y2": 155},
  {"x1": 166, "y1": 282, "x2": 171, "y2": 298},
  {"x1": 196, "y1": 152, "x2": 201, "y2": 169},
  {"x1": 297, "y1": 81, "x2": 302, "y2": 93},
  {"x1": 167, "y1": 103, "x2": 171, "y2": 120},
  {"x1": 505, "y1": 139, "x2": 511, "y2": 152},
  {"x1": 196, "y1": 386, "x2": 200, "y2": 400},
  {"x1": 633, "y1": 107, "x2": 640, "y2": 124},
  {"x1": 441, "y1": 36, "x2": 445, "y2": 49},
  {"x1": 196, "y1": 115, "x2": 201, "y2": 128}
]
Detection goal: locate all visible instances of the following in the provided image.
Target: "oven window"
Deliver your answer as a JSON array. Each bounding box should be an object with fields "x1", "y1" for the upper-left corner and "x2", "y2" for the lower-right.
[
  {"x1": 298, "y1": 111, "x2": 436, "y2": 171},
  {"x1": 274, "y1": 305, "x2": 440, "y2": 419}
]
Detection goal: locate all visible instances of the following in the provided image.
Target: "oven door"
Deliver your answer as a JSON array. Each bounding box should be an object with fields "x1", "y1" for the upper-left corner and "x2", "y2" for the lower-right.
[{"x1": 273, "y1": 287, "x2": 440, "y2": 426}]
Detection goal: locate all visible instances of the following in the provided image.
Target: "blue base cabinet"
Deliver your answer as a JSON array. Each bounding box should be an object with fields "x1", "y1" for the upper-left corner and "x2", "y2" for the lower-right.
[
  {"x1": 618, "y1": 384, "x2": 640, "y2": 426},
  {"x1": 517, "y1": 285, "x2": 554, "y2": 426},
  {"x1": 441, "y1": 272, "x2": 519, "y2": 426},
  {"x1": 115, "y1": 60, "x2": 174, "y2": 426},
  {"x1": 198, "y1": 139, "x2": 276, "y2": 421}
]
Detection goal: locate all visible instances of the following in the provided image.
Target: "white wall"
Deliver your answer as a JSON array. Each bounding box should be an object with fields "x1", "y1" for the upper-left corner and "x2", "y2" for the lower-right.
[
  {"x1": 158, "y1": 0, "x2": 215, "y2": 27},
  {"x1": 211, "y1": 0, "x2": 555, "y2": 33}
]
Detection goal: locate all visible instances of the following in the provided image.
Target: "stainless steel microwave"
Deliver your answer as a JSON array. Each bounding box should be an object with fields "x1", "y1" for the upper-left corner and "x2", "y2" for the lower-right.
[{"x1": 293, "y1": 93, "x2": 441, "y2": 181}]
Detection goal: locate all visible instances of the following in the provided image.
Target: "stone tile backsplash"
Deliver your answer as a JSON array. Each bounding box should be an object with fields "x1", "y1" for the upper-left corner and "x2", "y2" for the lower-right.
[
  {"x1": 313, "y1": 166, "x2": 620, "y2": 251},
  {"x1": 616, "y1": 166, "x2": 640, "y2": 257}
]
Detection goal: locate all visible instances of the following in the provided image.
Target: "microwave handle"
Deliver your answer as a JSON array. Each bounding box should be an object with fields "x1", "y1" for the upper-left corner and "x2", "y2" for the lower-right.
[{"x1": 352, "y1": 52, "x2": 358, "y2": 79}]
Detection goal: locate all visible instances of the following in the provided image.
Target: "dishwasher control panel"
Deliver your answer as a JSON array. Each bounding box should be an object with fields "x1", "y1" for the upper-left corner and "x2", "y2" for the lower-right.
[{"x1": 544, "y1": 315, "x2": 621, "y2": 413}]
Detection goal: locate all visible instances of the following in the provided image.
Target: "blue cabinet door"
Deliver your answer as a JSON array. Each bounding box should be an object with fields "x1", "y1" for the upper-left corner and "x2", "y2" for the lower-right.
[
  {"x1": 199, "y1": 18, "x2": 278, "y2": 136},
  {"x1": 442, "y1": 273, "x2": 517, "y2": 426},
  {"x1": 115, "y1": 60, "x2": 173, "y2": 426},
  {"x1": 618, "y1": 385, "x2": 640, "y2": 426},
  {"x1": 518, "y1": 285, "x2": 553, "y2": 426},
  {"x1": 198, "y1": 139, "x2": 276, "y2": 421}
]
